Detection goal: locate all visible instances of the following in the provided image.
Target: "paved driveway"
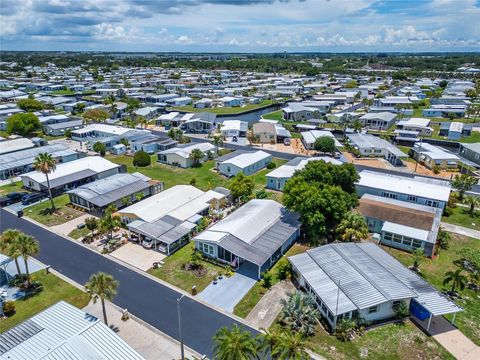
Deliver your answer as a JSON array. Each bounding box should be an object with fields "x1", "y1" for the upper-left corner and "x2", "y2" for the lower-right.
[
  {"x1": 441, "y1": 222, "x2": 480, "y2": 240},
  {"x1": 197, "y1": 271, "x2": 257, "y2": 313},
  {"x1": 110, "y1": 242, "x2": 166, "y2": 271}
]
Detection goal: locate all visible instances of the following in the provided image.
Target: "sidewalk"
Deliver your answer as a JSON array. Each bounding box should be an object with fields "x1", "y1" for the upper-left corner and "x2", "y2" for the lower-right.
[
  {"x1": 441, "y1": 222, "x2": 480, "y2": 239},
  {"x1": 83, "y1": 300, "x2": 199, "y2": 360},
  {"x1": 415, "y1": 315, "x2": 480, "y2": 360},
  {"x1": 50, "y1": 213, "x2": 92, "y2": 236}
]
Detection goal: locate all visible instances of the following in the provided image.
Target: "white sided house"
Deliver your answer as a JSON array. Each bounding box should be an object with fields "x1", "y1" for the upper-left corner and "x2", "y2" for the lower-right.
[
  {"x1": 289, "y1": 243, "x2": 462, "y2": 331},
  {"x1": 356, "y1": 170, "x2": 451, "y2": 210},
  {"x1": 220, "y1": 120, "x2": 248, "y2": 138},
  {"x1": 21, "y1": 156, "x2": 122, "y2": 195},
  {"x1": 216, "y1": 150, "x2": 272, "y2": 177},
  {"x1": 266, "y1": 156, "x2": 342, "y2": 191},
  {"x1": 118, "y1": 185, "x2": 227, "y2": 255},
  {"x1": 157, "y1": 142, "x2": 215, "y2": 168},
  {"x1": 194, "y1": 199, "x2": 301, "y2": 279}
]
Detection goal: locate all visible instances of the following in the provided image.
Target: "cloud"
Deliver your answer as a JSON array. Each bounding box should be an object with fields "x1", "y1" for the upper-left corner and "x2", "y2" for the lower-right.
[{"x1": 1, "y1": 0, "x2": 479, "y2": 51}]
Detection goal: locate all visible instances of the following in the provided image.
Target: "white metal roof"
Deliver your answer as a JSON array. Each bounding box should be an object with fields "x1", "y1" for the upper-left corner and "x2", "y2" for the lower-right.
[
  {"x1": 382, "y1": 221, "x2": 430, "y2": 241},
  {"x1": 21, "y1": 156, "x2": 120, "y2": 184},
  {"x1": 220, "y1": 120, "x2": 248, "y2": 132},
  {"x1": 218, "y1": 150, "x2": 271, "y2": 169},
  {"x1": 72, "y1": 123, "x2": 131, "y2": 136},
  {"x1": 159, "y1": 142, "x2": 215, "y2": 159},
  {"x1": 0, "y1": 138, "x2": 34, "y2": 155},
  {"x1": 0, "y1": 301, "x2": 144, "y2": 360},
  {"x1": 357, "y1": 170, "x2": 451, "y2": 202},
  {"x1": 267, "y1": 156, "x2": 342, "y2": 179},
  {"x1": 301, "y1": 130, "x2": 342, "y2": 147}
]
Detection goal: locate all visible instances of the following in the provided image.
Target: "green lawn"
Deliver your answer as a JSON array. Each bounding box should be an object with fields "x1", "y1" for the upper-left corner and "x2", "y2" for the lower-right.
[
  {"x1": 106, "y1": 155, "x2": 230, "y2": 191},
  {"x1": 262, "y1": 110, "x2": 283, "y2": 121},
  {"x1": 147, "y1": 241, "x2": 224, "y2": 293},
  {"x1": 50, "y1": 89, "x2": 76, "y2": 96},
  {"x1": 68, "y1": 226, "x2": 90, "y2": 240},
  {"x1": 234, "y1": 244, "x2": 309, "y2": 318},
  {"x1": 25, "y1": 194, "x2": 84, "y2": 226},
  {"x1": 250, "y1": 158, "x2": 287, "y2": 188},
  {"x1": 306, "y1": 321, "x2": 454, "y2": 360},
  {"x1": 0, "y1": 181, "x2": 27, "y2": 195},
  {"x1": 172, "y1": 100, "x2": 274, "y2": 115},
  {"x1": 442, "y1": 205, "x2": 480, "y2": 231},
  {"x1": 0, "y1": 271, "x2": 90, "y2": 332},
  {"x1": 384, "y1": 234, "x2": 480, "y2": 346}
]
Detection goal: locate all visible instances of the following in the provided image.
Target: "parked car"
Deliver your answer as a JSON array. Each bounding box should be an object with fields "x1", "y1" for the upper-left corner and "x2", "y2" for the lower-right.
[
  {"x1": 0, "y1": 192, "x2": 29, "y2": 207},
  {"x1": 21, "y1": 193, "x2": 45, "y2": 205},
  {"x1": 283, "y1": 138, "x2": 291, "y2": 146}
]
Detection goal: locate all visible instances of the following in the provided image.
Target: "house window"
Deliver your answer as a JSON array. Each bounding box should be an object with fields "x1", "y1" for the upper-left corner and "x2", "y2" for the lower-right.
[
  {"x1": 402, "y1": 237, "x2": 412, "y2": 246},
  {"x1": 408, "y1": 195, "x2": 417, "y2": 202},
  {"x1": 328, "y1": 311, "x2": 334, "y2": 321},
  {"x1": 322, "y1": 303, "x2": 328, "y2": 313},
  {"x1": 392, "y1": 300, "x2": 402, "y2": 310},
  {"x1": 383, "y1": 232, "x2": 393, "y2": 241},
  {"x1": 412, "y1": 239, "x2": 422, "y2": 248},
  {"x1": 393, "y1": 234, "x2": 403, "y2": 244},
  {"x1": 368, "y1": 305, "x2": 378, "y2": 314},
  {"x1": 381, "y1": 192, "x2": 398, "y2": 199},
  {"x1": 425, "y1": 200, "x2": 439, "y2": 208}
]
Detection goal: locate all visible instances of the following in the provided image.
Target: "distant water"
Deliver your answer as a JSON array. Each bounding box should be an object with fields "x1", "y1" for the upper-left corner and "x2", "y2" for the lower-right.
[{"x1": 216, "y1": 104, "x2": 281, "y2": 124}]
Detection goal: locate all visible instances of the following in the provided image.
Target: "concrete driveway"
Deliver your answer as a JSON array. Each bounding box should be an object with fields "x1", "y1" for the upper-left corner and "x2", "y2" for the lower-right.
[
  {"x1": 110, "y1": 242, "x2": 166, "y2": 271},
  {"x1": 197, "y1": 271, "x2": 257, "y2": 313},
  {"x1": 51, "y1": 213, "x2": 92, "y2": 237},
  {"x1": 441, "y1": 222, "x2": 480, "y2": 240}
]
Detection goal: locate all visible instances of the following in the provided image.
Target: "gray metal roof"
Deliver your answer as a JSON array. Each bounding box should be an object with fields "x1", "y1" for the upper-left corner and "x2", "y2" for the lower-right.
[
  {"x1": 289, "y1": 243, "x2": 462, "y2": 316},
  {"x1": 0, "y1": 144, "x2": 75, "y2": 172},
  {"x1": 42, "y1": 169, "x2": 97, "y2": 189},
  {"x1": 67, "y1": 173, "x2": 152, "y2": 207},
  {"x1": 0, "y1": 301, "x2": 144, "y2": 360},
  {"x1": 128, "y1": 215, "x2": 195, "y2": 245}
]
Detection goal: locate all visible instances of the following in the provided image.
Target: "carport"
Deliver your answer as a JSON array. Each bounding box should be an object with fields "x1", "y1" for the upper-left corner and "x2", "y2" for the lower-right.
[{"x1": 410, "y1": 292, "x2": 463, "y2": 331}]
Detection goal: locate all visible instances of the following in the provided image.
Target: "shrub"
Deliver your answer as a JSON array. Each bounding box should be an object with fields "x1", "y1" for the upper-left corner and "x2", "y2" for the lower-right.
[
  {"x1": 276, "y1": 259, "x2": 293, "y2": 280},
  {"x1": 92, "y1": 142, "x2": 106, "y2": 156},
  {"x1": 133, "y1": 150, "x2": 151, "y2": 167},
  {"x1": 255, "y1": 189, "x2": 269, "y2": 199},
  {"x1": 262, "y1": 272, "x2": 273, "y2": 289},
  {"x1": 394, "y1": 301, "x2": 410, "y2": 320},
  {"x1": 266, "y1": 162, "x2": 276, "y2": 169},
  {"x1": 3, "y1": 300, "x2": 16, "y2": 316},
  {"x1": 432, "y1": 165, "x2": 440, "y2": 174},
  {"x1": 443, "y1": 206, "x2": 452, "y2": 217},
  {"x1": 335, "y1": 318, "x2": 357, "y2": 341}
]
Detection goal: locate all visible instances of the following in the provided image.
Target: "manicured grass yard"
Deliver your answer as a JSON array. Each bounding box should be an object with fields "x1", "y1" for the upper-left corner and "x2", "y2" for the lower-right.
[
  {"x1": 0, "y1": 271, "x2": 90, "y2": 332},
  {"x1": 107, "y1": 155, "x2": 230, "y2": 191},
  {"x1": 442, "y1": 205, "x2": 480, "y2": 231},
  {"x1": 306, "y1": 321, "x2": 454, "y2": 360},
  {"x1": 68, "y1": 226, "x2": 91, "y2": 240},
  {"x1": 262, "y1": 110, "x2": 283, "y2": 121},
  {"x1": 234, "y1": 243, "x2": 309, "y2": 318},
  {"x1": 383, "y1": 234, "x2": 480, "y2": 346},
  {"x1": 173, "y1": 100, "x2": 273, "y2": 115},
  {"x1": 25, "y1": 194, "x2": 84, "y2": 226},
  {"x1": 250, "y1": 158, "x2": 287, "y2": 187},
  {"x1": 0, "y1": 181, "x2": 27, "y2": 195},
  {"x1": 148, "y1": 241, "x2": 224, "y2": 293}
]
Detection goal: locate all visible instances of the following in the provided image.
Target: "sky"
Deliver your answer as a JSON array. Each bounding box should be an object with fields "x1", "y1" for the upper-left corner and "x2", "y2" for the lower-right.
[{"x1": 1, "y1": 0, "x2": 479, "y2": 52}]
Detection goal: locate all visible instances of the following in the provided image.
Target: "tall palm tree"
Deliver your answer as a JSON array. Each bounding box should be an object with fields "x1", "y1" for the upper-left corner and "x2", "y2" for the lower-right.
[
  {"x1": 464, "y1": 195, "x2": 479, "y2": 216},
  {"x1": 212, "y1": 134, "x2": 223, "y2": 154},
  {"x1": 272, "y1": 330, "x2": 309, "y2": 360},
  {"x1": 337, "y1": 211, "x2": 369, "y2": 242},
  {"x1": 189, "y1": 148, "x2": 204, "y2": 167},
  {"x1": 15, "y1": 234, "x2": 39, "y2": 288},
  {"x1": 212, "y1": 324, "x2": 258, "y2": 360},
  {"x1": 443, "y1": 269, "x2": 467, "y2": 294},
  {"x1": 85, "y1": 272, "x2": 119, "y2": 325},
  {"x1": 280, "y1": 291, "x2": 320, "y2": 336},
  {"x1": 109, "y1": 102, "x2": 118, "y2": 119},
  {"x1": 0, "y1": 229, "x2": 22, "y2": 276},
  {"x1": 257, "y1": 327, "x2": 283, "y2": 358},
  {"x1": 99, "y1": 206, "x2": 121, "y2": 240},
  {"x1": 33, "y1": 152, "x2": 56, "y2": 210}
]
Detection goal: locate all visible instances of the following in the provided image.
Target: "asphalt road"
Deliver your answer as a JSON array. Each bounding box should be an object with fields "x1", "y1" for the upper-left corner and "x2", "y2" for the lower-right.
[{"x1": 0, "y1": 209, "x2": 257, "y2": 357}]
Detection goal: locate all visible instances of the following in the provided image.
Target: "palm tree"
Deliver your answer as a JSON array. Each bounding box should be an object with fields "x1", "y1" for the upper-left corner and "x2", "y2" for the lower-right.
[
  {"x1": 136, "y1": 116, "x2": 148, "y2": 129},
  {"x1": 0, "y1": 229, "x2": 22, "y2": 276},
  {"x1": 464, "y1": 195, "x2": 479, "y2": 216},
  {"x1": 212, "y1": 134, "x2": 223, "y2": 154},
  {"x1": 280, "y1": 291, "x2": 320, "y2": 336},
  {"x1": 109, "y1": 102, "x2": 118, "y2": 119},
  {"x1": 15, "y1": 234, "x2": 39, "y2": 288},
  {"x1": 411, "y1": 247, "x2": 425, "y2": 272},
  {"x1": 212, "y1": 324, "x2": 258, "y2": 360},
  {"x1": 443, "y1": 269, "x2": 467, "y2": 294},
  {"x1": 272, "y1": 330, "x2": 309, "y2": 360},
  {"x1": 33, "y1": 152, "x2": 56, "y2": 211},
  {"x1": 257, "y1": 327, "x2": 282, "y2": 358},
  {"x1": 337, "y1": 212, "x2": 369, "y2": 242},
  {"x1": 85, "y1": 272, "x2": 119, "y2": 325},
  {"x1": 189, "y1": 148, "x2": 204, "y2": 167},
  {"x1": 99, "y1": 206, "x2": 121, "y2": 240},
  {"x1": 84, "y1": 217, "x2": 98, "y2": 239}
]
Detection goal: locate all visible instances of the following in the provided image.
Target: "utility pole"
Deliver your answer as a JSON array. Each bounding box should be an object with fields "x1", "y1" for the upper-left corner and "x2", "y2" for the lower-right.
[{"x1": 177, "y1": 294, "x2": 185, "y2": 360}]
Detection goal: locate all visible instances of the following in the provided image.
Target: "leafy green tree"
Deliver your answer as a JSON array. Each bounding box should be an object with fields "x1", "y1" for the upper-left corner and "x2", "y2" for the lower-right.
[
  {"x1": 443, "y1": 269, "x2": 467, "y2": 293},
  {"x1": 126, "y1": 97, "x2": 141, "y2": 118},
  {"x1": 6, "y1": 113, "x2": 41, "y2": 136},
  {"x1": 228, "y1": 173, "x2": 255, "y2": 203},
  {"x1": 15, "y1": 234, "x2": 40, "y2": 288},
  {"x1": 394, "y1": 301, "x2": 410, "y2": 320},
  {"x1": 344, "y1": 80, "x2": 358, "y2": 88},
  {"x1": 280, "y1": 291, "x2": 320, "y2": 336},
  {"x1": 82, "y1": 108, "x2": 110, "y2": 124},
  {"x1": 212, "y1": 324, "x2": 258, "y2": 360},
  {"x1": 0, "y1": 229, "x2": 22, "y2": 276},
  {"x1": 276, "y1": 259, "x2": 293, "y2": 281},
  {"x1": 119, "y1": 138, "x2": 129, "y2": 147},
  {"x1": 85, "y1": 272, "x2": 119, "y2": 325},
  {"x1": 33, "y1": 153, "x2": 57, "y2": 210},
  {"x1": 99, "y1": 206, "x2": 121, "y2": 240},
  {"x1": 337, "y1": 211, "x2": 369, "y2": 242},
  {"x1": 92, "y1": 142, "x2": 106, "y2": 156},
  {"x1": 314, "y1": 136, "x2": 335, "y2": 154},
  {"x1": 85, "y1": 217, "x2": 98, "y2": 239},
  {"x1": 189, "y1": 148, "x2": 204, "y2": 167},
  {"x1": 133, "y1": 150, "x2": 151, "y2": 167},
  {"x1": 17, "y1": 98, "x2": 44, "y2": 112},
  {"x1": 452, "y1": 174, "x2": 477, "y2": 200},
  {"x1": 297, "y1": 160, "x2": 359, "y2": 194},
  {"x1": 436, "y1": 228, "x2": 451, "y2": 253},
  {"x1": 262, "y1": 272, "x2": 273, "y2": 289}
]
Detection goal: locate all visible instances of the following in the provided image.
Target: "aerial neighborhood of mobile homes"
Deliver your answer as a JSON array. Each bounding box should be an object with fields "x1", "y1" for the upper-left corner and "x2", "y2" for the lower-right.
[{"x1": 0, "y1": 52, "x2": 479, "y2": 360}]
